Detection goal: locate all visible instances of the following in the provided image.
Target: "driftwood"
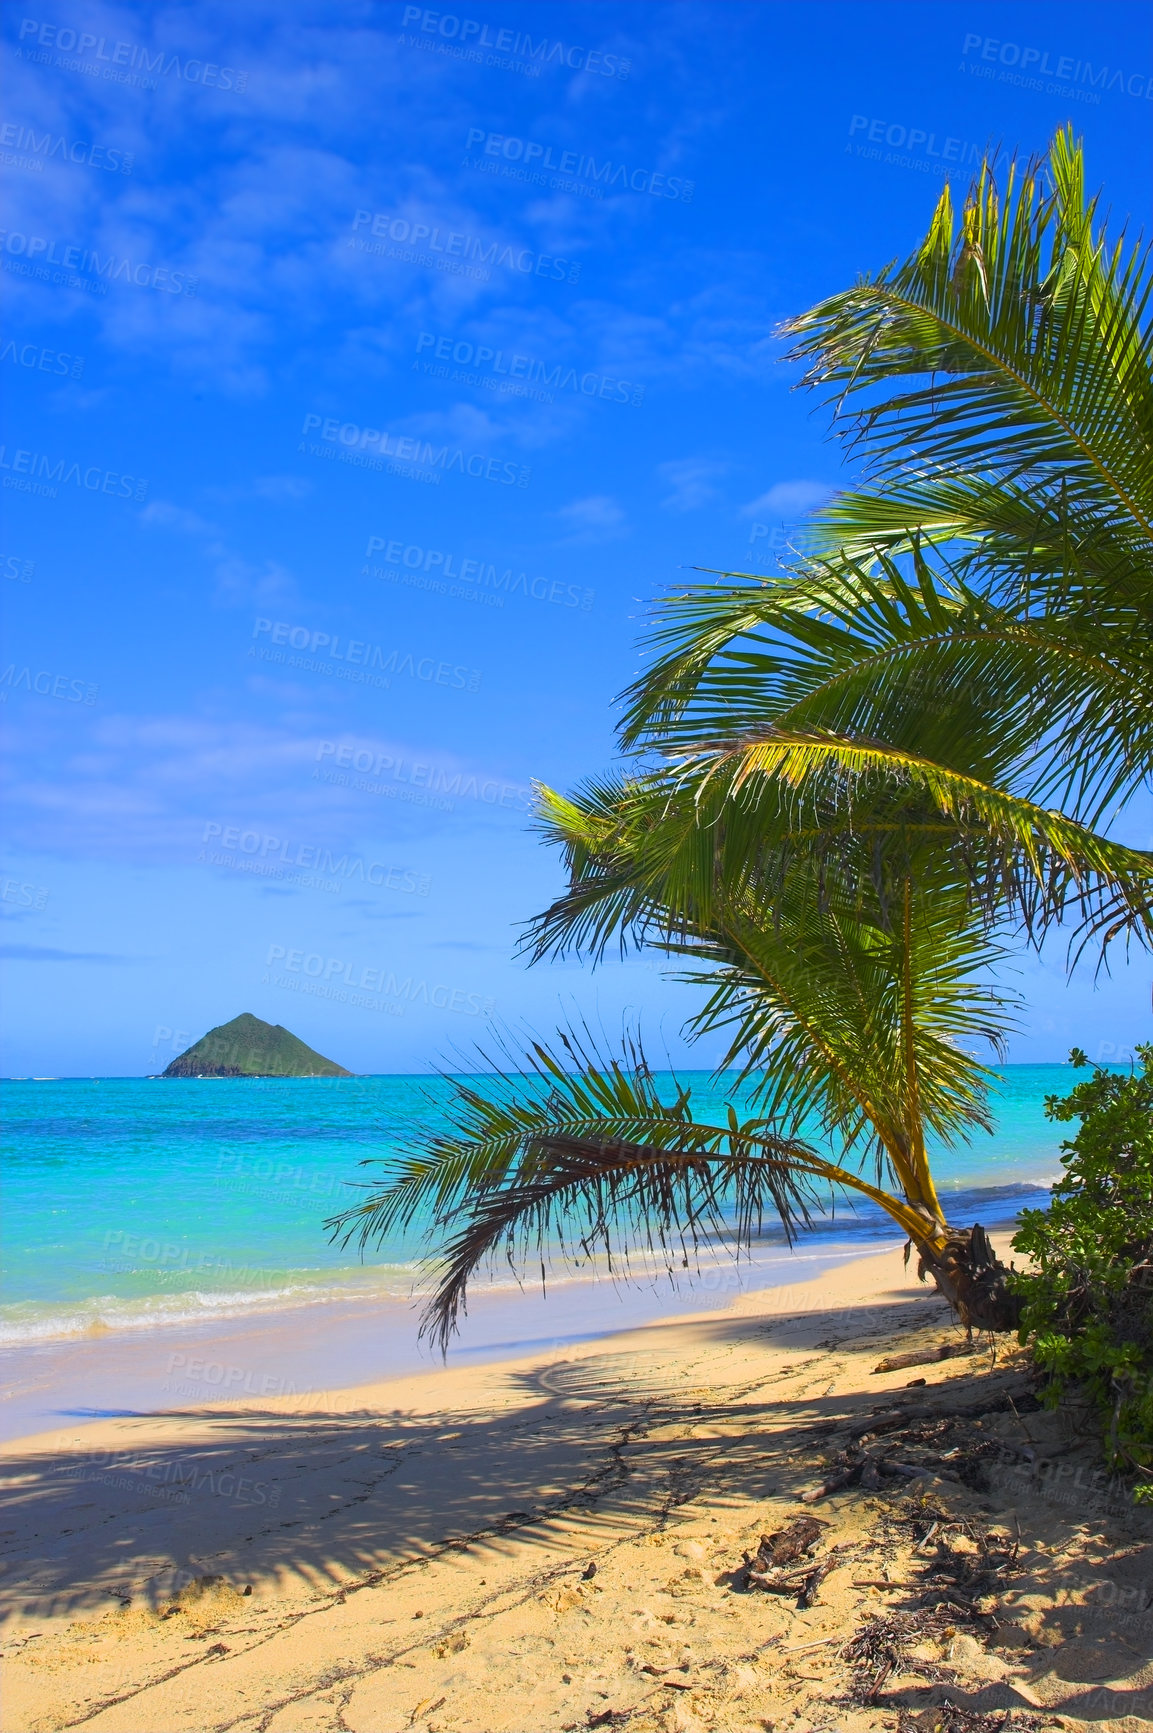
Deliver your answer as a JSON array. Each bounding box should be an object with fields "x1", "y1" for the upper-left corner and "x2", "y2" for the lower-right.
[
  {"x1": 799, "y1": 1468, "x2": 859, "y2": 1503},
  {"x1": 873, "y1": 1342, "x2": 975, "y2": 1375},
  {"x1": 744, "y1": 1517, "x2": 837, "y2": 1605},
  {"x1": 797, "y1": 1380, "x2": 1043, "y2": 1507},
  {"x1": 758, "y1": 1516, "x2": 827, "y2": 1566},
  {"x1": 800, "y1": 1454, "x2": 924, "y2": 1503},
  {"x1": 849, "y1": 1406, "x2": 931, "y2": 1438},
  {"x1": 795, "y1": 1557, "x2": 837, "y2": 1609}
]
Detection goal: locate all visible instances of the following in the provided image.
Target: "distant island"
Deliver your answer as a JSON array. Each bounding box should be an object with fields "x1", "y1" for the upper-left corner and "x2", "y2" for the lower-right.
[{"x1": 161, "y1": 1013, "x2": 352, "y2": 1078}]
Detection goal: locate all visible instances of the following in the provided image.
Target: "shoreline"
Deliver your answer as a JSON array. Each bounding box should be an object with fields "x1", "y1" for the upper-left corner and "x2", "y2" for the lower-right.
[
  {"x1": 3, "y1": 1231, "x2": 967, "y2": 1481},
  {"x1": 4, "y1": 1234, "x2": 1153, "y2": 1732},
  {"x1": 0, "y1": 1178, "x2": 1052, "y2": 1350},
  {"x1": 0, "y1": 1235, "x2": 908, "y2": 1445},
  {"x1": 1, "y1": 1205, "x2": 1041, "y2": 1445}
]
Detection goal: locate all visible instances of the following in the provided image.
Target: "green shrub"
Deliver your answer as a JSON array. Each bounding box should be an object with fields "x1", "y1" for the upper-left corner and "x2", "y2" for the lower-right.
[{"x1": 1010, "y1": 1044, "x2": 1153, "y2": 1480}]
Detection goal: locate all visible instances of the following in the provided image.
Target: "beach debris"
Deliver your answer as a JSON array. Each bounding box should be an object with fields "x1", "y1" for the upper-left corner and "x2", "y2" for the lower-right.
[
  {"x1": 408, "y1": 1696, "x2": 446, "y2": 1726},
  {"x1": 795, "y1": 1556, "x2": 838, "y2": 1608},
  {"x1": 434, "y1": 1631, "x2": 469, "y2": 1657},
  {"x1": 582, "y1": 1560, "x2": 597, "y2": 1580},
  {"x1": 873, "y1": 1342, "x2": 976, "y2": 1374},
  {"x1": 800, "y1": 1466, "x2": 861, "y2": 1502},
  {"x1": 841, "y1": 1607, "x2": 962, "y2": 1700},
  {"x1": 897, "y1": 1705, "x2": 1049, "y2": 1733},
  {"x1": 800, "y1": 1452, "x2": 922, "y2": 1502},
  {"x1": 799, "y1": 1382, "x2": 1044, "y2": 1504},
  {"x1": 743, "y1": 1517, "x2": 842, "y2": 1607},
  {"x1": 851, "y1": 1406, "x2": 932, "y2": 1438},
  {"x1": 921, "y1": 1519, "x2": 1019, "y2": 1602},
  {"x1": 758, "y1": 1516, "x2": 827, "y2": 1567}
]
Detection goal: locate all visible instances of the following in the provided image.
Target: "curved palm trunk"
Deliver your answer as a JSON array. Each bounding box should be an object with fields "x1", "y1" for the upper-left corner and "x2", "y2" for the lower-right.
[
  {"x1": 907, "y1": 1215, "x2": 1022, "y2": 1332},
  {"x1": 781, "y1": 1151, "x2": 1020, "y2": 1332},
  {"x1": 853, "y1": 1146, "x2": 1022, "y2": 1331},
  {"x1": 826, "y1": 1180, "x2": 1022, "y2": 1330},
  {"x1": 760, "y1": 880, "x2": 1022, "y2": 1333}
]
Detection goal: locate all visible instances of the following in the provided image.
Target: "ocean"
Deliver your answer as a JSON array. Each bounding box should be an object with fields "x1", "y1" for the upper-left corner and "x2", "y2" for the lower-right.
[{"x1": 0, "y1": 1067, "x2": 1074, "y2": 1351}]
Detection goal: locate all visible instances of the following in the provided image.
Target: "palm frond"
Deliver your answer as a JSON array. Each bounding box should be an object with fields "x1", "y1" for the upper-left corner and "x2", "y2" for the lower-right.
[
  {"x1": 328, "y1": 132, "x2": 1152, "y2": 1350},
  {"x1": 327, "y1": 1028, "x2": 938, "y2": 1352},
  {"x1": 783, "y1": 131, "x2": 1153, "y2": 530},
  {"x1": 621, "y1": 541, "x2": 1151, "y2": 827},
  {"x1": 528, "y1": 745, "x2": 1153, "y2": 970}
]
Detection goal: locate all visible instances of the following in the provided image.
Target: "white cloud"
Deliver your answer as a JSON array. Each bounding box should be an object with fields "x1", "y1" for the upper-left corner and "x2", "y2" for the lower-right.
[
  {"x1": 657, "y1": 457, "x2": 728, "y2": 512},
  {"x1": 1, "y1": 710, "x2": 531, "y2": 858},
  {"x1": 252, "y1": 475, "x2": 313, "y2": 502},
  {"x1": 556, "y1": 494, "x2": 627, "y2": 542},
  {"x1": 139, "y1": 498, "x2": 297, "y2": 608},
  {"x1": 213, "y1": 553, "x2": 297, "y2": 608},
  {"x1": 140, "y1": 499, "x2": 218, "y2": 536},
  {"x1": 740, "y1": 479, "x2": 835, "y2": 519}
]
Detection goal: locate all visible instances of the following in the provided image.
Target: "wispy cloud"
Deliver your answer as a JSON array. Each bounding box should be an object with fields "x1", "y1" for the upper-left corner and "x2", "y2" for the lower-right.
[
  {"x1": 140, "y1": 497, "x2": 298, "y2": 607},
  {"x1": 555, "y1": 493, "x2": 628, "y2": 542},
  {"x1": 140, "y1": 500, "x2": 218, "y2": 536},
  {"x1": 658, "y1": 457, "x2": 728, "y2": 512},
  {"x1": 741, "y1": 479, "x2": 835, "y2": 519}
]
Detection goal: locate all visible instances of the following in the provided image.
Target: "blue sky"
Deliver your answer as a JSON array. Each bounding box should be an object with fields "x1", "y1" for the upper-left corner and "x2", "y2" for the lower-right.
[{"x1": 2, "y1": 0, "x2": 1151, "y2": 1076}]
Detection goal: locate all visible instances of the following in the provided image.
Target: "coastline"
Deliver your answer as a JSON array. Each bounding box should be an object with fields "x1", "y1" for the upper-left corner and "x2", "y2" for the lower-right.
[
  {"x1": 0, "y1": 1234, "x2": 905, "y2": 1444},
  {"x1": 1, "y1": 1069, "x2": 1068, "y2": 1356},
  {"x1": 5, "y1": 1233, "x2": 1152, "y2": 1732}
]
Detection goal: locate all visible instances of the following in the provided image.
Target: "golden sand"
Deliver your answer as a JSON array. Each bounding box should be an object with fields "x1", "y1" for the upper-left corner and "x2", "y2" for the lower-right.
[{"x1": 3, "y1": 1237, "x2": 1150, "y2": 1732}]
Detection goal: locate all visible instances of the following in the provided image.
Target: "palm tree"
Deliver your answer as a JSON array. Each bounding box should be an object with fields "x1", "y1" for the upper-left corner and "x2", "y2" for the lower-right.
[
  {"x1": 329, "y1": 758, "x2": 1151, "y2": 1343},
  {"x1": 630, "y1": 128, "x2": 1153, "y2": 840},
  {"x1": 331, "y1": 820, "x2": 1015, "y2": 1347},
  {"x1": 329, "y1": 131, "x2": 1153, "y2": 1345}
]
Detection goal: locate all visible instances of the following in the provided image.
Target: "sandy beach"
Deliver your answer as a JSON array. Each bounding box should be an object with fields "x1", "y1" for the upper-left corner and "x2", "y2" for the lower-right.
[{"x1": 3, "y1": 1237, "x2": 1151, "y2": 1733}]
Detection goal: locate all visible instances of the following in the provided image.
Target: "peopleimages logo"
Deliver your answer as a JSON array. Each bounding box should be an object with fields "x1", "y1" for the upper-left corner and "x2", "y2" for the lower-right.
[
  {"x1": 350, "y1": 209, "x2": 580, "y2": 285},
  {"x1": 2, "y1": 875, "x2": 49, "y2": 909},
  {"x1": 199, "y1": 821, "x2": 430, "y2": 895},
  {"x1": 0, "y1": 229, "x2": 198, "y2": 295},
  {"x1": 14, "y1": 19, "x2": 249, "y2": 92},
  {"x1": 399, "y1": 8, "x2": 630, "y2": 79},
  {"x1": 250, "y1": 618, "x2": 482, "y2": 692},
  {"x1": 414, "y1": 331, "x2": 644, "y2": 407},
  {"x1": 364, "y1": 536, "x2": 594, "y2": 612},
  {"x1": 300, "y1": 412, "x2": 531, "y2": 489},
  {"x1": 264, "y1": 942, "x2": 495, "y2": 1018},
  {"x1": 2, "y1": 552, "x2": 36, "y2": 582},
  {"x1": 0, "y1": 118, "x2": 134, "y2": 173},
  {"x1": 463, "y1": 128, "x2": 692, "y2": 201},
  {"x1": 0, "y1": 443, "x2": 147, "y2": 502},
  {"x1": 1, "y1": 339, "x2": 84, "y2": 378},
  {"x1": 0, "y1": 663, "x2": 98, "y2": 704},
  {"x1": 314, "y1": 741, "x2": 532, "y2": 813},
  {"x1": 847, "y1": 114, "x2": 984, "y2": 167},
  {"x1": 960, "y1": 32, "x2": 1152, "y2": 100}
]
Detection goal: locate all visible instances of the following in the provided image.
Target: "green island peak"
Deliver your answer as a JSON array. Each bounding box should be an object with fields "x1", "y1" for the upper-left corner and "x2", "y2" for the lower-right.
[{"x1": 160, "y1": 1013, "x2": 352, "y2": 1078}]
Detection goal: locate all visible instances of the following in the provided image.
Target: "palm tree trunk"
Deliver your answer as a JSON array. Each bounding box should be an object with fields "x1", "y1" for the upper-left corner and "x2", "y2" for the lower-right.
[
  {"x1": 786, "y1": 1154, "x2": 1022, "y2": 1333},
  {"x1": 910, "y1": 1221, "x2": 1022, "y2": 1332}
]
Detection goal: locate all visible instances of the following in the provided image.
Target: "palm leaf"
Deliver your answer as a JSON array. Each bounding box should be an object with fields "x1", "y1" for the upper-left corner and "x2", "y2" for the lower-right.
[{"x1": 328, "y1": 1028, "x2": 943, "y2": 1352}]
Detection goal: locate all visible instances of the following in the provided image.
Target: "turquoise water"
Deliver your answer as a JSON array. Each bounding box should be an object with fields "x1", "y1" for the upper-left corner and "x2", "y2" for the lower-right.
[{"x1": 0, "y1": 1068, "x2": 1076, "y2": 1345}]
